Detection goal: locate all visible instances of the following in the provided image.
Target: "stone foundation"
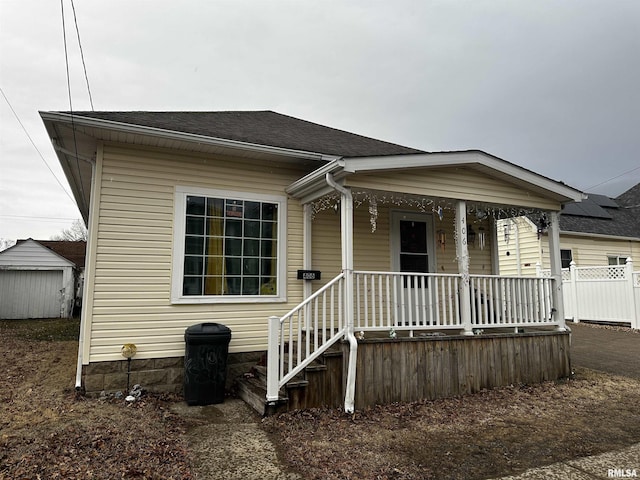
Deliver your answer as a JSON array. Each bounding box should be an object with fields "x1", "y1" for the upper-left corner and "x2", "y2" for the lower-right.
[{"x1": 81, "y1": 351, "x2": 265, "y2": 396}]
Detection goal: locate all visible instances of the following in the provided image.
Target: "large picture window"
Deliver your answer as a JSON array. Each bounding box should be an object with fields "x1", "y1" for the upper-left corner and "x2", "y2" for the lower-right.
[{"x1": 172, "y1": 187, "x2": 286, "y2": 303}]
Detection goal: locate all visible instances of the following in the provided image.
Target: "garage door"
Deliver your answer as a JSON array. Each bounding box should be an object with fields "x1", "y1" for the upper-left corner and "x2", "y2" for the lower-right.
[{"x1": 0, "y1": 270, "x2": 64, "y2": 319}]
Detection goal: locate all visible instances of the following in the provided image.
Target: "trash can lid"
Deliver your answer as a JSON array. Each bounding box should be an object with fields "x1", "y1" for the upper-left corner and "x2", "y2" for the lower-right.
[{"x1": 185, "y1": 322, "x2": 231, "y2": 336}]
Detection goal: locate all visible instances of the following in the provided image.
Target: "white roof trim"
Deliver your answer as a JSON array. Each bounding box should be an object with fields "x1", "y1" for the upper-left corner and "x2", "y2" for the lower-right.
[
  {"x1": 340, "y1": 151, "x2": 584, "y2": 203},
  {"x1": 287, "y1": 151, "x2": 585, "y2": 204},
  {"x1": 40, "y1": 111, "x2": 340, "y2": 163},
  {"x1": 559, "y1": 230, "x2": 640, "y2": 242}
]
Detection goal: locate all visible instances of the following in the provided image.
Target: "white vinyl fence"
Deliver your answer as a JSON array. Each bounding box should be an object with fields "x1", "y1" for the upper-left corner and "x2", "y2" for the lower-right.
[{"x1": 541, "y1": 258, "x2": 639, "y2": 329}]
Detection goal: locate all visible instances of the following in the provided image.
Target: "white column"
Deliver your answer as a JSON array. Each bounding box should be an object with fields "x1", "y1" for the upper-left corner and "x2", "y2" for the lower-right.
[
  {"x1": 456, "y1": 201, "x2": 473, "y2": 335},
  {"x1": 266, "y1": 315, "x2": 281, "y2": 402},
  {"x1": 303, "y1": 204, "x2": 313, "y2": 331},
  {"x1": 548, "y1": 211, "x2": 566, "y2": 331}
]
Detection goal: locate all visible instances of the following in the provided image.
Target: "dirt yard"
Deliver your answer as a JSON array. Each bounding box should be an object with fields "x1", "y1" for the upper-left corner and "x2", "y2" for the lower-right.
[{"x1": 1, "y1": 319, "x2": 639, "y2": 480}]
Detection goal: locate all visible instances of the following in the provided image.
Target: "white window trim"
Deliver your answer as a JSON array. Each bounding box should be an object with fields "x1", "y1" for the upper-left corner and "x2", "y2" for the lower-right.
[
  {"x1": 607, "y1": 255, "x2": 627, "y2": 266},
  {"x1": 171, "y1": 185, "x2": 287, "y2": 304}
]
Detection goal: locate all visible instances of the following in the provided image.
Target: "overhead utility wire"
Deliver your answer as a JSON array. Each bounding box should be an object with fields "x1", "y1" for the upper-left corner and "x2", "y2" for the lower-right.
[
  {"x1": 61, "y1": 0, "x2": 87, "y2": 206},
  {"x1": 0, "y1": 86, "x2": 76, "y2": 206},
  {"x1": 70, "y1": 0, "x2": 94, "y2": 111},
  {"x1": 583, "y1": 165, "x2": 640, "y2": 191}
]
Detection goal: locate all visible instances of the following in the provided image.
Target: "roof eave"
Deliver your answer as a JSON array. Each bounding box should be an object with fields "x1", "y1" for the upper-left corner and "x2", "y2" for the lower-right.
[
  {"x1": 285, "y1": 159, "x2": 347, "y2": 203},
  {"x1": 39, "y1": 111, "x2": 340, "y2": 163}
]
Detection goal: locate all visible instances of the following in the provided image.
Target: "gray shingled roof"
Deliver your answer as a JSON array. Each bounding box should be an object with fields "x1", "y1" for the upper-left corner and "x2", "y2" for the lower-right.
[
  {"x1": 67, "y1": 111, "x2": 425, "y2": 158},
  {"x1": 557, "y1": 183, "x2": 640, "y2": 238}
]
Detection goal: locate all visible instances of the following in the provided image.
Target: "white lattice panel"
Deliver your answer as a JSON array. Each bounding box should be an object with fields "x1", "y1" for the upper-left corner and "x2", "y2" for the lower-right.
[{"x1": 576, "y1": 265, "x2": 626, "y2": 281}]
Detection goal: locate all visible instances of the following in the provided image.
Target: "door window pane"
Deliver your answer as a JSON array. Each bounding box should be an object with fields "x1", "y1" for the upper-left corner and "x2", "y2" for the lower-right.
[{"x1": 400, "y1": 221, "x2": 427, "y2": 254}]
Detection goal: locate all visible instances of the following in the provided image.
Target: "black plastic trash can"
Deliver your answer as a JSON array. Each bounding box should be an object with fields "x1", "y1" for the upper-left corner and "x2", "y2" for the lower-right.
[{"x1": 184, "y1": 323, "x2": 232, "y2": 405}]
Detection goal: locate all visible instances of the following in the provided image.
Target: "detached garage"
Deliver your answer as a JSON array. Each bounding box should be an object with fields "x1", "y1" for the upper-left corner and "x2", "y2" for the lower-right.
[{"x1": 0, "y1": 239, "x2": 85, "y2": 319}]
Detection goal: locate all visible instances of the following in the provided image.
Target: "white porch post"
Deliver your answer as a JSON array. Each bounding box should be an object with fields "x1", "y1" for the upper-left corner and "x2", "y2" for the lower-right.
[
  {"x1": 548, "y1": 211, "x2": 566, "y2": 331},
  {"x1": 266, "y1": 315, "x2": 281, "y2": 402},
  {"x1": 456, "y1": 201, "x2": 473, "y2": 335},
  {"x1": 303, "y1": 204, "x2": 313, "y2": 330},
  {"x1": 325, "y1": 173, "x2": 357, "y2": 413}
]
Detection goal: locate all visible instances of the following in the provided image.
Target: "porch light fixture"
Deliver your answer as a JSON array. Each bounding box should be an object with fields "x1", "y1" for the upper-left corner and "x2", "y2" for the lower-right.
[{"x1": 537, "y1": 214, "x2": 549, "y2": 239}]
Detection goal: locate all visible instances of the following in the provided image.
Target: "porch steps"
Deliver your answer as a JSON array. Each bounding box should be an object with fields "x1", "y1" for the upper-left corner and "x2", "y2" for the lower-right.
[{"x1": 235, "y1": 344, "x2": 345, "y2": 416}]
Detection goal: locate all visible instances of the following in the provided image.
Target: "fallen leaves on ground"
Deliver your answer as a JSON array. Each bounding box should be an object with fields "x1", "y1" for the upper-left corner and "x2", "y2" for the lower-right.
[{"x1": 264, "y1": 369, "x2": 640, "y2": 480}]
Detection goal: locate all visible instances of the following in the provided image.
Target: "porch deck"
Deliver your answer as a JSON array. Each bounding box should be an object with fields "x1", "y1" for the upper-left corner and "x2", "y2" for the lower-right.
[
  {"x1": 237, "y1": 327, "x2": 570, "y2": 414},
  {"x1": 252, "y1": 270, "x2": 569, "y2": 414}
]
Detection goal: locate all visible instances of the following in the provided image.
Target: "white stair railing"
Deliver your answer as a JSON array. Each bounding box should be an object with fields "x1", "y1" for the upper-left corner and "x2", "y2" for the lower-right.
[{"x1": 266, "y1": 272, "x2": 346, "y2": 402}]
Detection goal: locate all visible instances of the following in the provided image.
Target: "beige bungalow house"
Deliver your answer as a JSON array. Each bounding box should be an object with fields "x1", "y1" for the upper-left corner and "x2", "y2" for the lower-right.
[{"x1": 41, "y1": 111, "x2": 583, "y2": 413}]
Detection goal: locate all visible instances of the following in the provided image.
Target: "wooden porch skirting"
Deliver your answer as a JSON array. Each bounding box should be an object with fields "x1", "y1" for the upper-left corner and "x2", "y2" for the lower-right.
[{"x1": 350, "y1": 331, "x2": 571, "y2": 410}]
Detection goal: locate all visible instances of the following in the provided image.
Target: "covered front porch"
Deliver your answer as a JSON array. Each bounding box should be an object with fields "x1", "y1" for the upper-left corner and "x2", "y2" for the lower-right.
[{"x1": 263, "y1": 152, "x2": 583, "y2": 413}]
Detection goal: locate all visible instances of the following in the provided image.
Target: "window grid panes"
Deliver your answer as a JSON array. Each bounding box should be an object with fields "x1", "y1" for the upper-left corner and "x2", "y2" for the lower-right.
[{"x1": 183, "y1": 196, "x2": 278, "y2": 296}]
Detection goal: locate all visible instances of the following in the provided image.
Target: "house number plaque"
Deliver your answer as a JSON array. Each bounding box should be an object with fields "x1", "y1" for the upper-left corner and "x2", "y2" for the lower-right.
[{"x1": 297, "y1": 270, "x2": 321, "y2": 281}]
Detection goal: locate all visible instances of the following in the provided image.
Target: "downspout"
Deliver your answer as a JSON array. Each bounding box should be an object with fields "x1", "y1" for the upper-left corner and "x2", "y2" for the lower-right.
[
  {"x1": 325, "y1": 173, "x2": 358, "y2": 413},
  {"x1": 71, "y1": 153, "x2": 97, "y2": 391}
]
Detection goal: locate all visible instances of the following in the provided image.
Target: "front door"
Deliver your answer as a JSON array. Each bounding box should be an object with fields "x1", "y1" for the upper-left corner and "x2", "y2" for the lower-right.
[{"x1": 391, "y1": 212, "x2": 435, "y2": 326}]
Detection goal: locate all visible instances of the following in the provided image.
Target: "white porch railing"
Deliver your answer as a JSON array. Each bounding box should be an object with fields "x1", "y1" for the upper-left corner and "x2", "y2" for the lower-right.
[
  {"x1": 353, "y1": 271, "x2": 557, "y2": 332},
  {"x1": 354, "y1": 271, "x2": 462, "y2": 331},
  {"x1": 266, "y1": 272, "x2": 346, "y2": 402},
  {"x1": 469, "y1": 275, "x2": 555, "y2": 327},
  {"x1": 267, "y1": 270, "x2": 560, "y2": 403}
]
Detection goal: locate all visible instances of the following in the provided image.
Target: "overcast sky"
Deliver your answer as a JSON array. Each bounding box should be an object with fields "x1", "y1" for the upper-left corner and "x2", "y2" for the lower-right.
[{"x1": 1, "y1": 0, "x2": 639, "y2": 242}]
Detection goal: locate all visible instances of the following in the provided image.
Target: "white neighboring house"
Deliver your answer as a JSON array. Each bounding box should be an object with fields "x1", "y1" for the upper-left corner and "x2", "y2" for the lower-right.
[
  {"x1": 497, "y1": 184, "x2": 640, "y2": 328},
  {"x1": 0, "y1": 239, "x2": 86, "y2": 319},
  {"x1": 497, "y1": 184, "x2": 640, "y2": 275}
]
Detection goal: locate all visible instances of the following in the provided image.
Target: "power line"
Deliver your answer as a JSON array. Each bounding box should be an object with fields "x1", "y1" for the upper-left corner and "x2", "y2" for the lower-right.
[
  {"x1": 0, "y1": 214, "x2": 79, "y2": 222},
  {"x1": 583, "y1": 165, "x2": 640, "y2": 191},
  {"x1": 0, "y1": 86, "x2": 77, "y2": 206},
  {"x1": 60, "y1": 0, "x2": 87, "y2": 206},
  {"x1": 70, "y1": 0, "x2": 94, "y2": 111}
]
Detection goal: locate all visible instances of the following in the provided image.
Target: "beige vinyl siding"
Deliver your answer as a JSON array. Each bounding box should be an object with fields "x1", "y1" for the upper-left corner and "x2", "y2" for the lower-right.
[
  {"x1": 311, "y1": 202, "x2": 494, "y2": 285},
  {"x1": 345, "y1": 167, "x2": 561, "y2": 210},
  {"x1": 87, "y1": 143, "x2": 311, "y2": 362},
  {"x1": 548, "y1": 234, "x2": 640, "y2": 268},
  {"x1": 496, "y1": 217, "x2": 542, "y2": 276}
]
